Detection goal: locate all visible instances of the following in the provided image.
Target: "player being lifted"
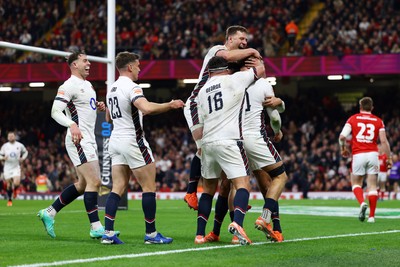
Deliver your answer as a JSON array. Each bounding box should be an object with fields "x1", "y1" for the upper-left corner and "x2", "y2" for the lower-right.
[{"x1": 183, "y1": 25, "x2": 261, "y2": 210}]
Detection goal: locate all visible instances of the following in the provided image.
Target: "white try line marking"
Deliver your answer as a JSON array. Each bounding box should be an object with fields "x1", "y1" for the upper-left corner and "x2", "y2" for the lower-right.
[
  {"x1": 0, "y1": 210, "x2": 83, "y2": 216},
  {"x1": 248, "y1": 206, "x2": 400, "y2": 219},
  {"x1": 8, "y1": 230, "x2": 400, "y2": 267}
]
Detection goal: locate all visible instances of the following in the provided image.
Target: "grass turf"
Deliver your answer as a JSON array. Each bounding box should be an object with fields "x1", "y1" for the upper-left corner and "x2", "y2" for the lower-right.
[{"x1": 0, "y1": 199, "x2": 399, "y2": 267}]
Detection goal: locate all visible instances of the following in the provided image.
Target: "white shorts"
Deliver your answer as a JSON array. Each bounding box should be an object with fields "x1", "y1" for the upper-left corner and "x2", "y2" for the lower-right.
[
  {"x1": 3, "y1": 168, "x2": 21, "y2": 180},
  {"x1": 378, "y1": 172, "x2": 387, "y2": 183},
  {"x1": 243, "y1": 135, "x2": 281, "y2": 171},
  {"x1": 201, "y1": 140, "x2": 249, "y2": 179},
  {"x1": 351, "y1": 151, "x2": 379, "y2": 176},
  {"x1": 109, "y1": 136, "x2": 154, "y2": 169},
  {"x1": 65, "y1": 135, "x2": 99, "y2": 166},
  {"x1": 183, "y1": 97, "x2": 203, "y2": 132}
]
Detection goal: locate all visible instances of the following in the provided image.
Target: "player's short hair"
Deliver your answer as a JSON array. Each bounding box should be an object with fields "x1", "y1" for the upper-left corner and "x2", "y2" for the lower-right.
[
  {"x1": 208, "y1": 56, "x2": 229, "y2": 73},
  {"x1": 225, "y1": 25, "x2": 248, "y2": 40},
  {"x1": 228, "y1": 62, "x2": 243, "y2": 73},
  {"x1": 67, "y1": 50, "x2": 86, "y2": 66},
  {"x1": 359, "y1": 96, "x2": 373, "y2": 111},
  {"x1": 115, "y1": 52, "x2": 140, "y2": 70}
]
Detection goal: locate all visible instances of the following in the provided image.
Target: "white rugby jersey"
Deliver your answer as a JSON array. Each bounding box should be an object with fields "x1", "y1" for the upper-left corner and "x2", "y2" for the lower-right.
[
  {"x1": 243, "y1": 78, "x2": 275, "y2": 136},
  {"x1": 0, "y1": 141, "x2": 28, "y2": 171},
  {"x1": 54, "y1": 75, "x2": 97, "y2": 141},
  {"x1": 186, "y1": 45, "x2": 227, "y2": 126},
  {"x1": 197, "y1": 45, "x2": 227, "y2": 80},
  {"x1": 107, "y1": 76, "x2": 145, "y2": 139},
  {"x1": 199, "y1": 68, "x2": 257, "y2": 144}
]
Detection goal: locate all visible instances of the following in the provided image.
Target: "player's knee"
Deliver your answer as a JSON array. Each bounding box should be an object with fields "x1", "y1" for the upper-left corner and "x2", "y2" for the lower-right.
[
  {"x1": 219, "y1": 179, "x2": 231, "y2": 197},
  {"x1": 140, "y1": 181, "x2": 156, "y2": 192},
  {"x1": 74, "y1": 183, "x2": 85, "y2": 194},
  {"x1": 91, "y1": 179, "x2": 102, "y2": 189}
]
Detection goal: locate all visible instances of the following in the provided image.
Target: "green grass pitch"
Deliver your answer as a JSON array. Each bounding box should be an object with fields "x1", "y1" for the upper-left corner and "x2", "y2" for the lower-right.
[{"x1": 1, "y1": 199, "x2": 399, "y2": 267}]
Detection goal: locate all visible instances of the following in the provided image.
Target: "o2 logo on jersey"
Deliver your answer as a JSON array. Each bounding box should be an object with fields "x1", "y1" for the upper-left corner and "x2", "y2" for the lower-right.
[
  {"x1": 10, "y1": 152, "x2": 16, "y2": 158},
  {"x1": 101, "y1": 122, "x2": 112, "y2": 137},
  {"x1": 90, "y1": 98, "x2": 96, "y2": 110}
]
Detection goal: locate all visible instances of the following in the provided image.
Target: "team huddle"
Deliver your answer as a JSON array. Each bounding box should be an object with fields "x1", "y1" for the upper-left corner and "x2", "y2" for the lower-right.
[{"x1": 0, "y1": 25, "x2": 389, "y2": 246}]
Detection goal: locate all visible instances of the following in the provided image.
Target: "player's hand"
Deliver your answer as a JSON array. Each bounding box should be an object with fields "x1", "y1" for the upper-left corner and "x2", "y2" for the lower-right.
[
  {"x1": 96, "y1": 101, "x2": 106, "y2": 111},
  {"x1": 386, "y1": 158, "x2": 393, "y2": 169},
  {"x1": 263, "y1": 96, "x2": 282, "y2": 108},
  {"x1": 70, "y1": 123, "x2": 83, "y2": 145},
  {"x1": 341, "y1": 148, "x2": 350, "y2": 158},
  {"x1": 250, "y1": 48, "x2": 262, "y2": 60},
  {"x1": 272, "y1": 130, "x2": 283, "y2": 143},
  {"x1": 170, "y1": 99, "x2": 185, "y2": 109},
  {"x1": 244, "y1": 57, "x2": 261, "y2": 67}
]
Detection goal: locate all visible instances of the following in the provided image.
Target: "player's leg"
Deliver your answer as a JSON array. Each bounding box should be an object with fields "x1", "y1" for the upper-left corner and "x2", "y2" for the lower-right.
[
  {"x1": 351, "y1": 173, "x2": 368, "y2": 221},
  {"x1": 195, "y1": 177, "x2": 219, "y2": 244},
  {"x1": 134, "y1": 162, "x2": 173, "y2": 244},
  {"x1": 184, "y1": 126, "x2": 204, "y2": 210},
  {"x1": 183, "y1": 102, "x2": 203, "y2": 210},
  {"x1": 101, "y1": 164, "x2": 129, "y2": 245},
  {"x1": 205, "y1": 173, "x2": 230, "y2": 242},
  {"x1": 37, "y1": 139, "x2": 89, "y2": 238},
  {"x1": 77, "y1": 161, "x2": 105, "y2": 237},
  {"x1": 37, "y1": 172, "x2": 84, "y2": 238},
  {"x1": 351, "y1": 174, "x2": 365, "y2": 204},
  {"x1": 220, "y1": 141, "x2": 252, "y2": 245},
  {"x1": 366, "y1": 173, "x2": 378, "y2": 223},
  {"x1": 12, "y1": 174, "x2": 21, "y2": 199},
  {"x1": 387, "y1": 178, "x2": 395, "y2": 200},
  {"x1": 351, "y1": 154, "x2": 368, "y2": 221},
  {"x1": 0, "y1": 178, "x2": 5, "y2": 199},
  {"x1": 394, "y1": 181, "x2": 399, "y2": 200},
  {"x1": 255, "y1": 163, "x2": 287, "y2": 242},
  {"x1": 377, "y1": 173, "x2": 383, "y2": 200},
  {"x1": 365, "y1": 154, "x2": 379, "y2": 223},
  {"x1": 5, "y1": 178, "x2": 13, "y2": 206},
  {"x1": 229, "y1": 176, "x2": 252, "y2": 245},
  {"x1": 184, "y1": 152, "x2": 201, "y2": 210},
  {"x1": 227, "y1": 186, "x2": 239, "y2": 244}
]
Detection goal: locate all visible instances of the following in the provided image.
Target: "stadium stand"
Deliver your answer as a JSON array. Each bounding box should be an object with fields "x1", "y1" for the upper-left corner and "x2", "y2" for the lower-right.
[{"x1": 2, "y1": 0, "x2": 400, "y2": 63}]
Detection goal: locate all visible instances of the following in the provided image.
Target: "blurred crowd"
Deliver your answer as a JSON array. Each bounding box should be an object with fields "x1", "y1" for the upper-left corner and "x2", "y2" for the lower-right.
[
  {"x1": 1, "y1": 91, "x2": 399, "y2": 196},
  {"x1": 1, "y1": 0, "x2": 400, "y2": 63},
  {"x1": 293, "y1": 0, "x2": 400, "y2": 56}
]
